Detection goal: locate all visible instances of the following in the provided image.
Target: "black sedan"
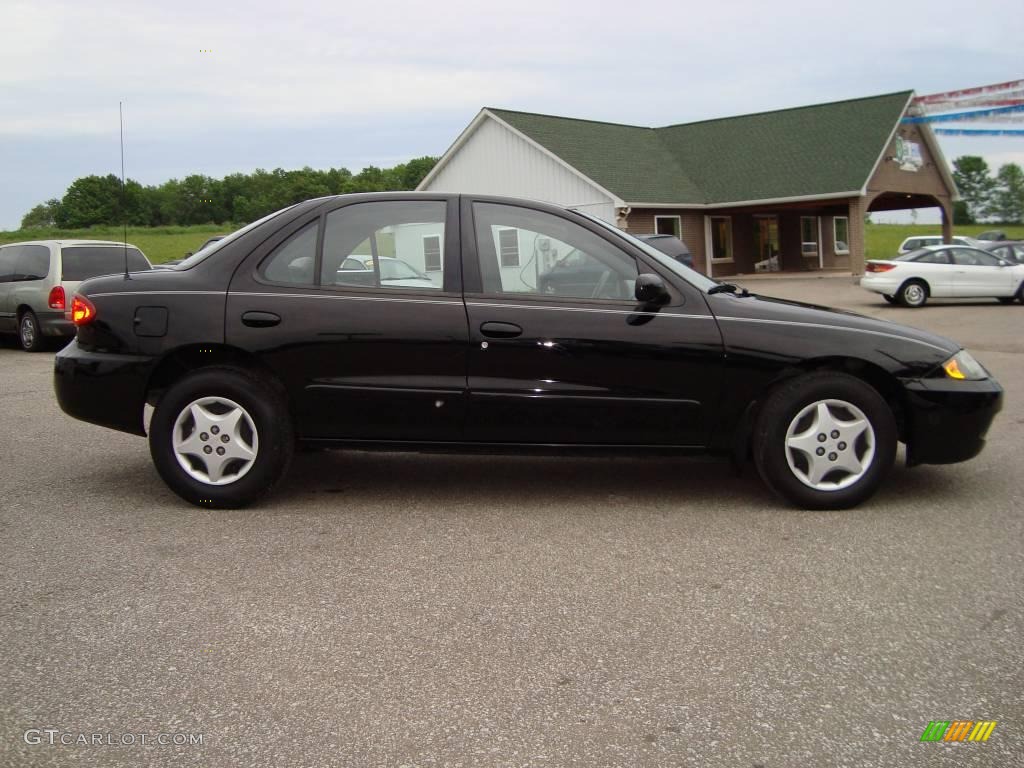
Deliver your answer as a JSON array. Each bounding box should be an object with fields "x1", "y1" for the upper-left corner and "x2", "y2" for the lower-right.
[{"x1": 54, "y1": 193, "x2": 1003, "y2": 510}]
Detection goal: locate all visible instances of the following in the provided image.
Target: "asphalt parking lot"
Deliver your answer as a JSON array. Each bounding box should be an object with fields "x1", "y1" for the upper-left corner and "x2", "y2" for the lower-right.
[{"x1": 1, "y1": 277, "x2": 1021, "y2": 767}]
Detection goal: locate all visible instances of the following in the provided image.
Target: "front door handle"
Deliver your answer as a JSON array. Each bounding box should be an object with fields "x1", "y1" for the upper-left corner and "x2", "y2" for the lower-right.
[
  {"x1": 480, "y1": 321, "x2": 523, "y2": 339},
  {"x1": 241, "y1": 311, "x2": 281, "y2": 328}
]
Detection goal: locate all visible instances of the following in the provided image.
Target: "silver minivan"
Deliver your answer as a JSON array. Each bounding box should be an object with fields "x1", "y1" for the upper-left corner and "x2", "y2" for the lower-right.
[{"x1": 0, "y1": 240, "x2": 151, "y2": 351}]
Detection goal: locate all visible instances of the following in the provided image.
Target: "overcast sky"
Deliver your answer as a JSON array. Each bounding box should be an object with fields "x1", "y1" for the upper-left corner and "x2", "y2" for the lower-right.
[{"x1": 1, "y1": 0, "x2": 1021, "y2": 229}]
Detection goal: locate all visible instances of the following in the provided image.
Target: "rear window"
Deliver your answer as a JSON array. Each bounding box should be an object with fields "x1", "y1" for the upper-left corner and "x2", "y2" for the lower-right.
[{"x1": 61, "y1": 246, "x2": 150, "y2": 281}]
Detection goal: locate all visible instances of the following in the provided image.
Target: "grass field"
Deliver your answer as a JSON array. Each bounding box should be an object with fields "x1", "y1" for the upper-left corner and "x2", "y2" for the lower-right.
[
  {"x1": 864, "y1": 223, "x2": 1024, "y2": 259},
  {"x1": 2, "y1": 222, "x2": 1023, "y2": 265},
  {"x1": 0, "y1": 224, "x2": 232, "y2": 264}
]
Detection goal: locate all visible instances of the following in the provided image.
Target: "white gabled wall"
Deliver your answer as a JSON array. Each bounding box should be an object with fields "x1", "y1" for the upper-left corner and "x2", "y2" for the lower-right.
[{"x1": 420, "y1": 115, "x2": 617, "y2": 224}]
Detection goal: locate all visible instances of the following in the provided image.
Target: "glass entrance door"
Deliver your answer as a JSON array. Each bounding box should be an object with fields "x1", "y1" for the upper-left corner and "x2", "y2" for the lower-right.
[{"x1": 755, "y1": 217, "x2": 779, "y2": 272}]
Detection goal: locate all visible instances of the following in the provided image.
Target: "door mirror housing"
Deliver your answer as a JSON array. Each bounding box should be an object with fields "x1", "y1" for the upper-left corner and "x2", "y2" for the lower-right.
[{"x1": 635, "y1": 273, "x2": 669, "y2": 305}]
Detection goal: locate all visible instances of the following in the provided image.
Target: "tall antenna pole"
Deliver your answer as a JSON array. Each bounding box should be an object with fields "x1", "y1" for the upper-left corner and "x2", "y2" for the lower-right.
[{"x1": 120, "y1": 101, "x2": 130, "y2": 280}]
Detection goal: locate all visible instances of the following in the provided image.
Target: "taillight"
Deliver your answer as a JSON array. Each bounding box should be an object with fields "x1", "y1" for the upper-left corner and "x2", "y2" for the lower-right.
[
  {"x1": 71, "y1": 295, "x2": 97, "y2": 325},
  {"x1": 48, "y1": 285, "x2": 66, "y2": 310},
  {"x1": 866, "y1": 262, "x2": 896, "y2": 273}
]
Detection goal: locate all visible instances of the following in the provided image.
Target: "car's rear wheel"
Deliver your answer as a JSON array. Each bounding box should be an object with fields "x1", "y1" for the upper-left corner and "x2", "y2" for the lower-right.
[
  {"x1": 19, "y1": 310, "x2": 46, "y2": 352},
  {"x1": 882, "y1": 294, "x2": 896, "y2": 304},
  {"x1": 897, "y1": 280, "x2": 928, "y2": 308},
  {"x1": 149, "y1": 366, "x2": 293, "y2": 508},
  {"x1": 997, "y1": 297, "x2": 1015, "y2": 305},
  {"x1": 753, "y1": 372, "x2": 897, "y2": 509}
]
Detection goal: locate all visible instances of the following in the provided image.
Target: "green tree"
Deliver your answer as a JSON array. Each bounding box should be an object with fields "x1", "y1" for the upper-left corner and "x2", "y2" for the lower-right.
[
  {"x1": 989, "y1": 163, "x2": 1024, "y2": 224},
  {"x1": 952, "y1": 156, "x2": 995, "y2": 222},
  {"x1": 20, "y1": 199, "x2": 63, "y2": 228},
  {"x1": 395, "y1": 156, "x2": 438, "y2": 189},
  {"x1": 21, "y1": 156, "x2": 443, "y2": 228},
  {"x1": 57, "y1": 174, "x2": 122, "y2": 227},
  {"x1": 952, "y1": 200, "x2": 974, "y2": 225}
]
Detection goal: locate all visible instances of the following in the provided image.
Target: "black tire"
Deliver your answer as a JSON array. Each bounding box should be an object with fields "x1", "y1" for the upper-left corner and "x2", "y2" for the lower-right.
[
  {"x1": 18, "y1": 310, "x2": 46, "y2": 352},
  {"x1": 149, "y1": 366, "x2": 294, "y2": 508},
  {"x1": 882, "y1": 294, "x2": 897, "y2": 304},
  {"x1": 997, "y1": 297, "x2": 1015, "y2": 305},
  {"x1": 752, "y1": 372, "x2": 897, "y2": 510},
  {"x1": 897, "y1": 280, "x2": 928, "y2": 308}
]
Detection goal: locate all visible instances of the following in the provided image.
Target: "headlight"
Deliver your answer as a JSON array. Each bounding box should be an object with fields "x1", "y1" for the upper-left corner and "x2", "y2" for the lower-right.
[{"x1": 941, "y1": 350, "x2": 988, "y2": 380}]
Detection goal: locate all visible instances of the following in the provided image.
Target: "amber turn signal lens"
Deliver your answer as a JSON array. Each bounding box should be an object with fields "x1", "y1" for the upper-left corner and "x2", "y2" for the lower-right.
[
  {"x1": 943, "y1": 358, "x2": 965, "y2": 379},
  {"x1": 71, "y1": 295, "x2": 97, "y2": 325}
]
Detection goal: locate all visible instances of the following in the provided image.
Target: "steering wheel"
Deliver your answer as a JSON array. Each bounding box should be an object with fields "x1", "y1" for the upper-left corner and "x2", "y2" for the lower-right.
[{"x1": 590, "y1": 268, "x2": 613, "y2": 299}]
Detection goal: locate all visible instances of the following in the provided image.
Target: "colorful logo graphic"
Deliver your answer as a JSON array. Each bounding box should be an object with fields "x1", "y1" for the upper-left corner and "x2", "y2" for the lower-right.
[{"x1": 920, "y1": 721, "x2": 997, "y2": 742}]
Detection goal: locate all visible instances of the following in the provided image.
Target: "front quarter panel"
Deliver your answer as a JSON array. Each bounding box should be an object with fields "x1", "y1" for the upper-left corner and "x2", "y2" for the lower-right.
[{"x1": 706, "y1": 292, "x2": 959, "y2": 451}]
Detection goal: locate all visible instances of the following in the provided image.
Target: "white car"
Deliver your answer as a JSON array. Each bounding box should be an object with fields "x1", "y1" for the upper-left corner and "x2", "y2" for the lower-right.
[
  {"x1": 860, "y1": 245, "x2": 1024, "y2": 307},
  {"x1": 897, "y1": 235, "x2": 978, "y2": 254}
]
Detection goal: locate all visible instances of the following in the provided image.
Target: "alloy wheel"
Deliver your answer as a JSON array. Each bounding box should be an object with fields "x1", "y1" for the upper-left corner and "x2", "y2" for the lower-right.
[
  {"x1": 20, "y1": 315, "x2": 35, "y2": 348},
  {"x1": 903, "y1": 283, "x2": 926, "y2": 306}
]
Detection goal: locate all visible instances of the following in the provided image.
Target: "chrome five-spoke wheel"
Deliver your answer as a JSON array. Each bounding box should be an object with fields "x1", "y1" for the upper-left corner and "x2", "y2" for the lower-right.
[
  {"x1": 784, "y1": 399, "x2": 875, "y2": 491},
  {"x1": 172, "y1": 396, "x2": 259, "y2": 485}
]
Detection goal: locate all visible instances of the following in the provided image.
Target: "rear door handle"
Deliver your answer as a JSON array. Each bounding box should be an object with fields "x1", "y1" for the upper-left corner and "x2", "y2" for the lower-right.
[
  {"x1": 480, "y1": 321, "x2": 523, "y2": 338},
  {"x1": 241, "y1": 311, "x2": 281, "y2": 328}
]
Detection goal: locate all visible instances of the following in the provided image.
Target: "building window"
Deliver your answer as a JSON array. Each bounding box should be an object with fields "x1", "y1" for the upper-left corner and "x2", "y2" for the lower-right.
[
  {"x1": 655, "y1": 215, "x2": 681, "y2": 238},
  {"x1": 423, "y1": 234, "x2": 442, "y2": 271},
  {"x1": 833, "y1": 217, "x2": 850, "y2": 254},
  {"x1": 498, "y1": 228, "x2": 520, "y2": 267},
  {"x1": 801, "y1": 216, "x2": 819, "y2": 257},
  {"x1": 709, "y1": 216, "x2": 733, "y2": 261}
]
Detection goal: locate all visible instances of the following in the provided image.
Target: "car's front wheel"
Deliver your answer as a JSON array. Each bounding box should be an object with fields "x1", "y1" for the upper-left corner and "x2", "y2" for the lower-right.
[
  {"x1": 149, "y1": 366, "x2": 294, "y2": 508},
  {"x1": 753, "y1": 372, "x2": 897, "y2": 509}
]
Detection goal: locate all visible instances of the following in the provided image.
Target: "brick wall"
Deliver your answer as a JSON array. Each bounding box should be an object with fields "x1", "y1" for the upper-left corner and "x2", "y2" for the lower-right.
[{"x1": 626, "y1": 209, "x2": 707, "y2": 274}]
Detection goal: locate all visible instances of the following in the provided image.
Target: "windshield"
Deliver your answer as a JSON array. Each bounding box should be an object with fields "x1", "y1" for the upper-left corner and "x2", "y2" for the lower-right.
[
  {"x1": 172, "y1": 205, "x2": 299, "y2": 270},
  {"x1": 379, "y1": 259, "x2": 422, "y2": 280},
  {"x1": 579, "y1": 212, "x2": 719, "y2": 292}
]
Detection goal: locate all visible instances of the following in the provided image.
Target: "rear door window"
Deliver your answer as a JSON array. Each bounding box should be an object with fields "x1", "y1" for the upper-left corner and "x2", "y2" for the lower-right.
[
  {"x1": 61, "y1": 246, "x2": 150, "y2": 280},
  {"x1": 912, "y1": 250, "x2": 950, "y2": 264},
  {"x1": 13, "y1": 245, "x2": 50, "y2": 281},
  {"x1": 0, "y1": 246, "x2": 16, "y2": 282},
  {"x1": 321, "y1": 201, "x2": 446, "y2": 291}
]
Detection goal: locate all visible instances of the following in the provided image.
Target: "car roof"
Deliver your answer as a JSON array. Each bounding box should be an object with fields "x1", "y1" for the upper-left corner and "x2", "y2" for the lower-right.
[{"x1": 0, "y1": 239, "x2": 143, "y2": 247}]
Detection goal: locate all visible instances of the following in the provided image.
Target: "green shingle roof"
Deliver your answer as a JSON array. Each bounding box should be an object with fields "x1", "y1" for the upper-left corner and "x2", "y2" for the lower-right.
[{"x1": 487, "y1": 91, "x2": 912, "y2": 206}]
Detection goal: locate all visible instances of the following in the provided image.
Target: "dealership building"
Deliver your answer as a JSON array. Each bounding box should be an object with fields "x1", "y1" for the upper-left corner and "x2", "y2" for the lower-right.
[{"x1": 418, "y1": 91, "x2": 957, "y2": 276}]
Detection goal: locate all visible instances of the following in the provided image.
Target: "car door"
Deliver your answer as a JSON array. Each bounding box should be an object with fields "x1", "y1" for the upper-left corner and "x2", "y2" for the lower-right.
[
  {"x1": 950, "y1": 248, "x2": 1015, "y2": 297},
  {"x1": 0, "y1": 246, "x2": 15, "y2": 332},
  {"x1": 904, "y1": 248, "x2": 954, "y2": 296},
  {"x1": 461, "y1": 198, "x2": 724, "y2": 446},
  {"x1": 225, "y1": 196, "x2": 469, "y2": 441}
]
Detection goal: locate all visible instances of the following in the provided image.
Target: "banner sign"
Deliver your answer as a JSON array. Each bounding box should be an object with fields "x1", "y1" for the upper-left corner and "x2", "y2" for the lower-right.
[
  {"x1": 913, "y1": 79, "x2": 1024, "y2": 105},
  {"x1": 901, "y1": 104, "x2": 1024, "y2": 124},
  {"x1": 933, "y1": 128, "x2": 1024, "y2": 136}
]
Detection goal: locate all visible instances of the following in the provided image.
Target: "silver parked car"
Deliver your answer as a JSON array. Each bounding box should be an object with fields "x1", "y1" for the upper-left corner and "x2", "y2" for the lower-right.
[{"x1": 0, "y1": 240, "x2": 151, "y2": 351}]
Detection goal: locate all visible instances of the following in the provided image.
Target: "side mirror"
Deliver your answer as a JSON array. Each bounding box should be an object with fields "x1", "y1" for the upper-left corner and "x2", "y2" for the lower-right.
[{"x1": 635, "y1": 273, "x2": 669, "y2": 305}]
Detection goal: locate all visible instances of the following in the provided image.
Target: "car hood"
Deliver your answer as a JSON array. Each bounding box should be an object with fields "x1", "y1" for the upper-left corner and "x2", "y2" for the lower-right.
[{"x1": 707, "y1": 291, "x2": 960, "y2": 369}]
